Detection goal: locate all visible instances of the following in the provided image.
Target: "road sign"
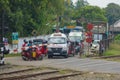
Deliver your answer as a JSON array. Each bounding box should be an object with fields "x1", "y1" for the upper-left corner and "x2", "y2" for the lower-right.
[
  {"x1": 86, "y1": 31, "x2": 93, "y2": 43},
  {"x1": 86, "y1": 38, "x2": 92, "y2": 43},
  {"x1": 32, "y1": 30, "x2": 37, "y2": 36},
  {"x1": 67, "y1": 26, "x2": 75, "y2": 29},
  {"x1": 12, "y1": 32, "x2": 18, "y2": 44},
  {"x1": 86, "y1": 31, "x2": 92, "y2": 36},
  {"x1": 87, "y1": 23, "x2": 93, "y2": 31}
]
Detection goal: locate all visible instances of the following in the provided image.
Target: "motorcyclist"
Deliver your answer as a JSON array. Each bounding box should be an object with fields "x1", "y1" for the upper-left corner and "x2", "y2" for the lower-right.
[
  {"x1": 27, "y1": 40, "x2": 33, "y2": 60},
  {"x1": 22, "y1": 39, "x2": 28, "y2": 47}
]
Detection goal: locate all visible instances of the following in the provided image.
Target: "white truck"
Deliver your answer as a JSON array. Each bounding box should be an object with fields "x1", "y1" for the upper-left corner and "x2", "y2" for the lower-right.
[
  {"x1": 47, "y1": 32, "x2": 69, "y2": 58},
  {"x1": 68, "y1": 31, "x2": 84, "y2": 42},
  {"x1": 68, "y1": 31, "x2": 84, "y2": 54}
]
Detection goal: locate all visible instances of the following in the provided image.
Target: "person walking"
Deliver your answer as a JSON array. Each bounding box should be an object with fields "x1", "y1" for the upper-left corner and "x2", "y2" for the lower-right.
[{"x1": 79, "y1": 40, "x2": 84, "y2": 57}]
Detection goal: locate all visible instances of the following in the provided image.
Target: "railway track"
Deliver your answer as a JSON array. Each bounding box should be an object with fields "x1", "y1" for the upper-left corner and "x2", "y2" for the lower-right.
[
  {"x1": 0, "y1": 66, "x2": 82, "y2": 80},
  {"x1": 92, "y1": 55, "x2": 120, "y2": 59}
]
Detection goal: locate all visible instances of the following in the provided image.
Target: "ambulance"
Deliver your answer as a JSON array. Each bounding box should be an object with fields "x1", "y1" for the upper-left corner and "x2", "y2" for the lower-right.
[{"x1": 47, "y1": 32, "x2": 69, "y2": 58}]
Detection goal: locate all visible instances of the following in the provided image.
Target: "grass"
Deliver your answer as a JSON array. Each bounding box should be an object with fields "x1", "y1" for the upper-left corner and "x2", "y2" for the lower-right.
[
  {"x1": 5, "y1": 53, "x2": 21, "y2": 57},
  {"x1": 104, "y1": 42, "x2": 120, "y2": 56}
]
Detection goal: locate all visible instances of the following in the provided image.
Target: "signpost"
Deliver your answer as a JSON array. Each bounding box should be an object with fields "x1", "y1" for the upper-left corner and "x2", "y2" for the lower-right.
[
  {"x1": 12, "y1": 32, "x2": 18, "y2": 44},
  {"x1": 86, "y1": 23, "x2": 93, "y2": 55}
]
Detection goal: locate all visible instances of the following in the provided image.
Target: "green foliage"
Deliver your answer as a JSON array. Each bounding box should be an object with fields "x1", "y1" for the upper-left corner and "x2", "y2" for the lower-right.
[
  {"x1": 115, "y1": 34, "x2": 120, "y2": 40},
  {"x1": 74, "y1": 5, "x2": 107, "y2": 29},
  {"x1": 5, "y1": 53, "x2": 21, "y2": 57},
  {"x1": 104, "y1": 42, "x2": 120, "y2": 56},
  {"x1": 105, "y1": 3, "x2": 120, "y2": 25},
  {"x1": 0, "y1": 0, "x2": 65, "y2": 42},
  {"x1": 76, "y1": 6, "x2": 107, "y2": 22}
]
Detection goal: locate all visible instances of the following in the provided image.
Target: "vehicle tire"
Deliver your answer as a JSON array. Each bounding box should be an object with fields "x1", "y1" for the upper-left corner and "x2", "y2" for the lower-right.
[
  {"x1": 1, "y1": 61, "x2": 5, "y2": 65},
  {"x1": 64, "y1": 54, "x2": 68, "y2": 58},
  {"x1": 38, "y1": 55, "x2": 43, "y2": 60},
  {"x1": 22, "y1": 56, "x2": 29, "y2": 61},
  {"x1": 48, "y1": 55, "x2": 53, "y2": 59},
  {"x1": 73, "y1": 53, "x2": 75, "y2": 56},
  {"x1": 2, "y1": 61, "x2": 5, "y2": 65}
]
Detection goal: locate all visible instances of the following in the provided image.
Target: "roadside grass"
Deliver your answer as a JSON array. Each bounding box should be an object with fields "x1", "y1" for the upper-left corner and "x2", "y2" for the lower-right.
[
  {"x1": 5, "y1": 53, "x2": 21, "y2": 57},
  {"x1": 104, "y1": 42, "x2": 120, "y2": 56}
]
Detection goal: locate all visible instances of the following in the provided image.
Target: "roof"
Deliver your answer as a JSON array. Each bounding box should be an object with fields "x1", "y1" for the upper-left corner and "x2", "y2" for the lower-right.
[
  {"x1": 69, "y1": 32, "x2": 82, "y2": 36},
  {"x1": 50, "y1": 32, "x2": 67, "y2": 39}
]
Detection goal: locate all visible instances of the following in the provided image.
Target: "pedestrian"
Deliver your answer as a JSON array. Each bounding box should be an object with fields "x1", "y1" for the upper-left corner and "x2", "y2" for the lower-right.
[
  {"x1": 79, "y1": 40, "x2": 84, "y2": 57},
  {"x1": 98, "y1": 41, "x2": 104, "y2": 56}
]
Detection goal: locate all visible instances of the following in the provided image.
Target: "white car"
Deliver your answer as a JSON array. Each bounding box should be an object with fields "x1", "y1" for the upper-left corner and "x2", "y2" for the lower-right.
[{"x1": 90, "y1": 40, "x2": 100, "y2": 53}]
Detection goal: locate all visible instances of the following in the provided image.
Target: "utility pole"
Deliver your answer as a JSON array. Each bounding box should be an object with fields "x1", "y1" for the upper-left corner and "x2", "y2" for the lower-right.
[
  {"x1": 0, "y1": 9, "x2": 5, "y2": 65},
  {"x1": 0, "y1": 9, "x2": 5, "y2": 46}
]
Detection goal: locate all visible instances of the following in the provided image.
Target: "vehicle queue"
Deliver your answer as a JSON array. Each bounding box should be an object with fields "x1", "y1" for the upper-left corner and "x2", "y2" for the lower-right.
[{"x1": 21, "y1": 31, "x2": 85, "y2": 61}]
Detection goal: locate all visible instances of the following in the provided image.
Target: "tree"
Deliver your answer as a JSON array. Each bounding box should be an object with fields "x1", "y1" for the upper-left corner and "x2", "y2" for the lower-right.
[
  {"x1": 75, "y1": 0, "x2": 88, "y2": 9},
  {"x1": 74, "y1": 6, "x2": 107, "y2": 27},
  {"x1": 105, "y1": 3, "x2": 120, "y2": 25}
]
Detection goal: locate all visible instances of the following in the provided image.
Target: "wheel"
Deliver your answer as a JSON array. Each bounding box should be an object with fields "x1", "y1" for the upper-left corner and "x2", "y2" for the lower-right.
[
  {"x1": 48, "y1": 55, "x2": 53, "y2": 59},
  {"x1": 22, "y1": 56, "x2": 29, "y2": 61},
  {"x1": 2, "y1": 61, "x2": 5, "y2": 65},
  {"x1": 38, "y1": 55, "x2": 43, "y2": 60},
  {"x1": 64, "y1": 54, "x2": 68, "y2": 58},
  {"x1": 1, "y1": 61, "x2": 5, "y2": 65},
  {"x1": 72, "y1": 53, "x2": 75, "y2": 56}
]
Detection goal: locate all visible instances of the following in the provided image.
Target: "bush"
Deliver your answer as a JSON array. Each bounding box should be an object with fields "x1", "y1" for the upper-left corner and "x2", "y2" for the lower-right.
[{"x1": 115, "y1": 34, "x2": 120, "y2": 40}]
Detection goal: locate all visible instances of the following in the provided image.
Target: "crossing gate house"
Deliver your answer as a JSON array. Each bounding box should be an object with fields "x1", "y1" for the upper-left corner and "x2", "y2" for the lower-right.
[{"x1": 109, "y1": 20, "x2": 120, "y2": 35}]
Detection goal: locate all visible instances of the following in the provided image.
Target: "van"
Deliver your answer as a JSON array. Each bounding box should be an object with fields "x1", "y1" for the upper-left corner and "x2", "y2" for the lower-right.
[{"x1": 47, "y1": 32, "x2": 69, "y2": 58}]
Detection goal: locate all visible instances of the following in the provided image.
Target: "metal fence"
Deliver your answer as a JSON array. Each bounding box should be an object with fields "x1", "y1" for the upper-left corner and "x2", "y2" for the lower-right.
[{"x1": 100, "y1": 38, "x2": 114, "y2": 51}]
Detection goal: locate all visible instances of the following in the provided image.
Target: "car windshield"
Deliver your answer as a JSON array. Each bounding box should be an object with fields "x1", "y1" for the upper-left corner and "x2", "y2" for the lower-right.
[
  {"x1": 93, "y1": 40, "x2": 100, "y2": 45},
  {"x1": 48, "y1": 37, "x2": 67, "y2": 44},
  {"x1": 69, "y1": 36, "x2": 81, "y2": 42},
  {"x1": 33, "y1": 39, "x2": 43, "y2": 45}
]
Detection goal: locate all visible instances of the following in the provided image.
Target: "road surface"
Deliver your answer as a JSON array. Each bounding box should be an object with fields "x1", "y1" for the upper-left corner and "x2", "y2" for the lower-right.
[{"x1": 5, "y1": 56, "x2": 120, "y2": 74}]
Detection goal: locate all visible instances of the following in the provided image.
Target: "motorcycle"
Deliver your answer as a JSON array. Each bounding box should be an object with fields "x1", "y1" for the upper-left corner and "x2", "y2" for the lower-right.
[
  {"x1": 68, "y1": 41, "x2": 75, "y2": 56},
  {"x1": 33, "y1": 39, "x2": 48, "y2": 56},
  {"x1": 21, "y1": 46, "x2": 43, "y2": 61}
]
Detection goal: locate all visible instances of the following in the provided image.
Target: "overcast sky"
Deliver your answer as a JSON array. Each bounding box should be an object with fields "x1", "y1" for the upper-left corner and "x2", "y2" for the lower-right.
[{"x1": 72, "y1": 0, "x2": 120, "y2": 8}]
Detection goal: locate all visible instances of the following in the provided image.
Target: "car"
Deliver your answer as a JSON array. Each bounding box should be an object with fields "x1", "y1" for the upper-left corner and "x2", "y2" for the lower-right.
[
  {"x1": 90, "y1": 40, "x2": 100, "y2": 53},
  {"x1": 47, "y1": 32, "x2": 70, "y2": 58}
]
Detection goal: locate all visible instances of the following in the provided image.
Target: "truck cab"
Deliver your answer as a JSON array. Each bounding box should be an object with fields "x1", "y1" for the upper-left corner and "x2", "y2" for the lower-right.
[{"x1": 47, "y1": 32, "x2": 69, "y2": 58}]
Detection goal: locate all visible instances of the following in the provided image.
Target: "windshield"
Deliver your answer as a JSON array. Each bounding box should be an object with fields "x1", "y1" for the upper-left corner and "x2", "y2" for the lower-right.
[
  {"x1": 48, "y1": 37, "x2": 67, "y2": 44},
  {"x1": 33, "y1": 40, "x2": 43, "y2": 45},
  {"x1": 69, "y1": 36, "x2": 81, "y2": 42},
  {"x1": 93, "y1": 40, "x2": 100, "y2": 45}
]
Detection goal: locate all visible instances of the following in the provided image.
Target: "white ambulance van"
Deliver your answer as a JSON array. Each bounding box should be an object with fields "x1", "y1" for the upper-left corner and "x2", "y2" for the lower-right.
[{"x1": 47, "y1": 32, "x2": 69, "y2": 58}]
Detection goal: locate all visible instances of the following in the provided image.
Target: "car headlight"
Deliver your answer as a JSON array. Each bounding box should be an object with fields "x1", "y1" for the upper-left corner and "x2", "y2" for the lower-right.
[{"x1": 62, "y1": 47, "x2": 67, "y2": 51}]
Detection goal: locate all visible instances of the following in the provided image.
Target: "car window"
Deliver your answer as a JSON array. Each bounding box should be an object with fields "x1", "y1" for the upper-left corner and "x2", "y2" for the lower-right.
[
  {"x1": 48, "y1": 37, "x2": 66, "y2": 44},
  {"x1": 33, "y1": 39, "x2": 43, "y2": 45},
  {"x1": 69, "y1": 36, "x2": 81, "y2": 42}
]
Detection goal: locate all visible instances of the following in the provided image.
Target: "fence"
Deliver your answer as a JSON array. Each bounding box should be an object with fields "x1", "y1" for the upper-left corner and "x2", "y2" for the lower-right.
[
  {"x1": 100, "y1": 38, "x2": 114, "y2": 51},
  {"x1": 114, "y1": 40, "x2": 120, "y2": 44}
]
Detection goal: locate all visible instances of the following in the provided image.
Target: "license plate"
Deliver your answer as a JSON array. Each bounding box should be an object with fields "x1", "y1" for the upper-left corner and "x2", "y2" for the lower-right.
[{"x1": 53, "y1": 53, "x2": 60, "y2": 55}]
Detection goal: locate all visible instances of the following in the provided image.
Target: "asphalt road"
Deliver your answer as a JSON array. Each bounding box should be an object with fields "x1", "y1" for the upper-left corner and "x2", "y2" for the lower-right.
[{"x1": 5, "y1": 56, "x2": 120, "y2": 74}]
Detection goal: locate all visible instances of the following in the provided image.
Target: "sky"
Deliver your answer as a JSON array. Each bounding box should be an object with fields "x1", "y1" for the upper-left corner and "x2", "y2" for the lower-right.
[{"x1": 72, "y1": 0, "x2": 120, "y2": 8}]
